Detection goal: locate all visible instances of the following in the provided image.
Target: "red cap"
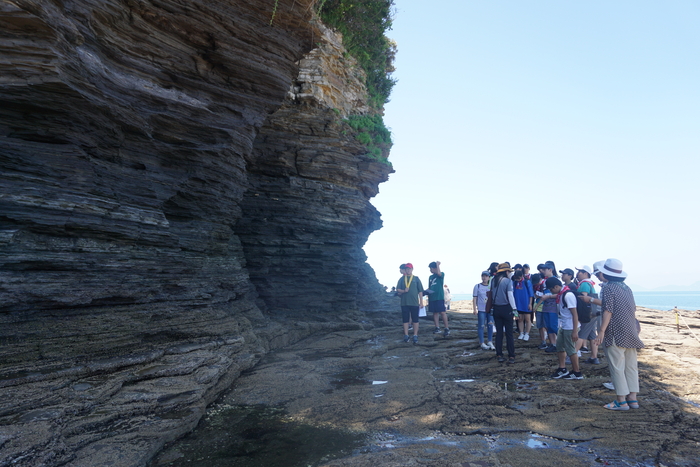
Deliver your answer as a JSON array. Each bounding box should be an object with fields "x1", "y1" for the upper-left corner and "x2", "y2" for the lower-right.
[{"x1": 404, "y1": 263, "x2": 413, "y2": 269}]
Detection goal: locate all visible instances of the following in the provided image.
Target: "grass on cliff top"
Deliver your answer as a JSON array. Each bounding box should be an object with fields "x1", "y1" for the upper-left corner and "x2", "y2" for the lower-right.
[
  {"x1": 316, "y1": 1, "x2": 395, "y2": 166},
  {"x1": 317, "y1": 0, "x2": 396, "y2": 109}
]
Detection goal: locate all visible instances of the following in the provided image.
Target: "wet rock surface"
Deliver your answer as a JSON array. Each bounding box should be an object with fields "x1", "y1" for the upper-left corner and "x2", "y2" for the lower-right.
[{"x1": 153, "y1": 304, "x2": 700, "y2": 467}]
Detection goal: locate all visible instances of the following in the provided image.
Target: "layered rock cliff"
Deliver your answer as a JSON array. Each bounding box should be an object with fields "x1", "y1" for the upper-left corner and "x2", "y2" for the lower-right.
[{"x1": 0, "y1": 1, "x2": 393, "y2": 465}]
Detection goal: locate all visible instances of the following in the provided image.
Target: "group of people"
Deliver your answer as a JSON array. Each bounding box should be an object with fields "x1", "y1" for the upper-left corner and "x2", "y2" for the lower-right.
[
  {"x1": 395, "y1": 261, "x2": 451, "y2": 343},
  {"x1": 396, "y1": 258, "x2": 645, "y2": 411}
]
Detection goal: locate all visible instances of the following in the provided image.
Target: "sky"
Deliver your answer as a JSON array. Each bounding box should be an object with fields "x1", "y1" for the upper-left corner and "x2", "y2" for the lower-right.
[{"x1": 363, "y1": 0, "x2": 700, "y2": 294}]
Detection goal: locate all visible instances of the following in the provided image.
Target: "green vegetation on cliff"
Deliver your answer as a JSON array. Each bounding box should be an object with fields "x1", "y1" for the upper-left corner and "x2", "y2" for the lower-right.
[
  {"x1": 317, "y1": 0, "x2": 396, "y2": 108},
  {"x1": 317, "y1": 0, "x2": 395, "y2": 165},
  {"x1": 347, "y1": 114, "x2": 392, "y2": 164}
]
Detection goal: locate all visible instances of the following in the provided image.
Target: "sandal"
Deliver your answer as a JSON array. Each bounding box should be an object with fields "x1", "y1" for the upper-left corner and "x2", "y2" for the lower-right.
[
  {"x1": 626, "y1": 400, "x2": 640, "y2": 409},
  {"x1": 604, "y1": 400, "x2": 629, "y2": 411}
]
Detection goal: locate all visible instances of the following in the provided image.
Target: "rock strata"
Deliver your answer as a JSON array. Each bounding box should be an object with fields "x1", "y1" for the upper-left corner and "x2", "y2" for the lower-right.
[{"x1": 0, "y1": 1, "x2": 393, "y2": 465}]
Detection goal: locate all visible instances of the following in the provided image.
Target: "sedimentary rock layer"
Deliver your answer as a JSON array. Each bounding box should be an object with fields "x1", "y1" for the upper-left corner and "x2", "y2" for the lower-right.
[{"x1": 0, "y1": 1, "x2": 392, "y2": 465}]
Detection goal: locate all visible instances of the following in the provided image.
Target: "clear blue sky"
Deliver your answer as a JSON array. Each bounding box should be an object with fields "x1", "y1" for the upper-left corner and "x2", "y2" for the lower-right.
[{"x1": 363, "y1": 0, "x2": 700, "y2": 293}]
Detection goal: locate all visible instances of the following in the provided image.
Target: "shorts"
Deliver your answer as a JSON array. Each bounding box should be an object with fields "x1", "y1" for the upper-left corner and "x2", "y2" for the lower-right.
[
  {"x1": 401, "y1": 306, "x2": 419, "y2": 324},
  {"x1": 556, "y1": 329, "x2": 576, "y2": 356},
  {"x1": 535, "y1": 311, "x2": 545, "y2": 329},
  {"x1": 542, "y1": 313, "x2": 558, "y2": 334},
  {"x1": 578, "y1": 320, "x2": 598, "y2": 341},
  {"x1": 517, "y1": 310, "x2": 533, "y2": 315},
  {"x1": 429, "y1": 300, "x2": 446, "y2": 314}
]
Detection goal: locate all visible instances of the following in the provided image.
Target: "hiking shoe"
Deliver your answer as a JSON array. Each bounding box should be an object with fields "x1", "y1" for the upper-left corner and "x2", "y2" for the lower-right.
[
  {"x1": 523, "y1": 334, "x2": 530, "y2": 341},
  {"x1": 563, "y1": 371, "x2": 584, "y2": 380},
  {"x1": 537, "y1": 342, "x2": 548, "y2": 350},
  {"x1": 603, "y1": 382, "x2": 615, "y2": 390},
  {"x1": 480, "y1": 343, "x2": 490, "y2": 350},
  {"x1": 545, "y1": 345, "x2": 558, "y2": 353},
  {"x1": 403, "y1": 335, "x2": 410, "y2": 343},
  {"x1": 581, "y1": 346, "x2": 590, "y2": 353},
  {"x1": 584, "y1": 357, "x2": 600, "y2": 365},
  {"x1": 487, "y1": 341, "x2": 496, "y2": 350},
  {"x1": 551, "y1": 368, "x2": 569, "y2": 379},
  {"x1": 433, "y1": 327, "x2": 441, "y2": 334},
  {"x1": 412, "y1": 335, "x2": 418, "y2": 344},
  {"x1": 497, "y1": 356, "x2": 506, "y2": 363},
  {"x1": 443, "y1": 328, "x2": 450, "y2": 337}
]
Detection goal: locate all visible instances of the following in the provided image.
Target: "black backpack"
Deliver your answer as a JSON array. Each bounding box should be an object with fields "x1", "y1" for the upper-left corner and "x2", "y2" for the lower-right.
[{"x1": 563, "y1": 284, "x2": 592, "y2": 323}]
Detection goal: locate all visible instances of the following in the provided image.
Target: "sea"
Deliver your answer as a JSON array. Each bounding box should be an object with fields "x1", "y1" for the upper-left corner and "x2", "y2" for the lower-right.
[{"x1": 450, "y1": 291, "x2": 700, "y2": 311}]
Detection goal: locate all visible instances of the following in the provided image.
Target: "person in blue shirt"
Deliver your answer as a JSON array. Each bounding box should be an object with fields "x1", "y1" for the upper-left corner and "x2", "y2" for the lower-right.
[{"x1": 512, "y1": 269, "x2": 534, "y2": 340}]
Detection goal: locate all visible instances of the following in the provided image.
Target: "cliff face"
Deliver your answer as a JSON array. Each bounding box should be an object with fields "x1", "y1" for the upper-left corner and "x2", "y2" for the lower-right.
[
  {"x1": 0, "y1": 1, "x2": 392, "y2": 465},
  {"x1": 237, "y1": 26, "x2": 391, "y2": 314}
]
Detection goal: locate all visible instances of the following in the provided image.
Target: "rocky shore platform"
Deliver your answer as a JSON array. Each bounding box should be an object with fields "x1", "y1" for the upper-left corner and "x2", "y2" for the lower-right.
[{"x1": 152, "y1": 302, "x2": 700, "y2": 467}]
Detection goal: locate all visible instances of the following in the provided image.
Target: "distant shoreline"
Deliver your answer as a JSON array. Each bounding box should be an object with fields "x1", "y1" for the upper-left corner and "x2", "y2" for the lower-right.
[{"x1": 449, "y1": 291, "x2": 700, "y2": 312}]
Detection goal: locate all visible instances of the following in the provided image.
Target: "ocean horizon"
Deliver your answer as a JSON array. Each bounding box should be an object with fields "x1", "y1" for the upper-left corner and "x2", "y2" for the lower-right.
[{"x1": 449, "y1": 291, "x2": 700, "y2": 311}]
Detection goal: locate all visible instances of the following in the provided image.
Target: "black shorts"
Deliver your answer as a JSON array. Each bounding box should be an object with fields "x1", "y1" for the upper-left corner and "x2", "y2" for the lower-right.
[
  {"x1": 401, "y1": 306, "x2": 419, "y2": 324},
  {"x1": 429, "y1": 300, "x2": 446, "y2": 314}
]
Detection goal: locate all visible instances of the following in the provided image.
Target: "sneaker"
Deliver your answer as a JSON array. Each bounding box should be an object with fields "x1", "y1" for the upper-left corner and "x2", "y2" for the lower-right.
[
  {"x1": 565, "y1": 356, "x2": 571, "y2": 365},
  {"x1": 408, "y1": 325, "x2": 413, "y2": 331},
  {"x1": 603, "y1": 382, "x2": 615, "y2": 390},
  {"x1": 563, "y1": 371, "x2": 584, "y2": 380},
  {"x1": 497, "y1": 356, "x2": 506, "y2": 363},
  {"x1": 581, "y1": 346, "x2": 590, "y2": 353},
  {"x1": 487, "y1": 341, "x2": 496, "y2": 350},
  {"x1": 537, "y1": 342, "x2": 548, "y2": 350},
  {"x1": 403, "y1": 335, "x2": 410, "y2": 343},
  {"x1": 523, "y1": 334, "x2": 530, "y2": 341},
  {"x1": 443, "y1": 328, "x2": 450, "y2": 337},
  {"x1": 517, "y1": 333, "x2": 524, "y2": 340},
  {"x1": 507, "y1": 357, "x2": 515, "y2": 364},
  {"x1": 412, "y1": 335, "x2": 418, "y2": 344},
  {"x1": 551, "y1": 368, "x2": 569, "y2": 379},
  {"x1": 584, "y1": 357, "x2": 600, "y2": 365},
  {"x1": 545, "y1": 345, "x2": 558, "y2": 353},
  {"x1": 480, "y1": 343, "x2": 489, "y2": 350},
  {"x1": 433, "y1": 327, "x2": 441, "y2": 334},
  {"x1": 577, "y1": 350, "x2": 581, "y2": 357}
]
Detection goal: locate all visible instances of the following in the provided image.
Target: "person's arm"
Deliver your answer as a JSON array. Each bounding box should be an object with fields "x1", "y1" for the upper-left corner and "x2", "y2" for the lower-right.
[
  {"x1": 435, "y1": 261, "x2": 442, "y2": 276},
  {"x1": 571, "y1": 307, "x2": 579, "y2": 341},
  {"x1": 580, "y1": 291, "x2": 601, "y2": 305},
  {"x1": 507, "y1": 290, "x2": 516, "y2": 310},
  {"x1": 472, "y1": 297, "x2": 478, "y2": 314},
  {"x1": 594, "y1": 310, "x2": 612, "y2": 346}
]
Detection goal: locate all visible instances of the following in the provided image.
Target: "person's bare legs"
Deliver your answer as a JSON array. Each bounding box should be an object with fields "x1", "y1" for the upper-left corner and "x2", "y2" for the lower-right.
[
  {"x1": 571, "y1": 352, "x2": 580, "y2": 373},
  {"x1": 524, "y1": 314, "x2": 532, "y2": 336}
]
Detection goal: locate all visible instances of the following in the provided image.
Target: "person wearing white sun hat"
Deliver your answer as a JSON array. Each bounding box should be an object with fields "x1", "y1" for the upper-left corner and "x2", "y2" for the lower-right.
[{"x1": 592, "y1": 259, "x2": 644, "y2": 411}]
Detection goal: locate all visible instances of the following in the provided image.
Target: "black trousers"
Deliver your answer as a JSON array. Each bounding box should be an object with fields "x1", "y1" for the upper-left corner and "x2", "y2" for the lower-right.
[{"x1": 493, "y1": 304, "x2": 515, "y2": 358}]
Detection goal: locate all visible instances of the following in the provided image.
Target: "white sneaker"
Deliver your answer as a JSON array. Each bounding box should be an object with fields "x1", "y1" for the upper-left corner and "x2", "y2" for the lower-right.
[
  {"x1": 518, "y1": 333, "x2": 524, "y2": 340},
  {"x1": 487, "y1": 341, "x2": 496, "y2": 350},
  {"x1": 480, "y1": 343, "x2": 489, "y2": 350},
  {"x1": 523, "y1": 334, "x2": 530, "y2": 341},
  {"x1": 603, "y1": 382, "x2": 615, "y2": 390}
]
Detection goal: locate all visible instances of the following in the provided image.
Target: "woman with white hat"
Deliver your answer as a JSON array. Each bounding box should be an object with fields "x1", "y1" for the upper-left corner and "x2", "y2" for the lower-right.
[{"x1": 593, "y1": 258, "x2": 644, "y2": 411}]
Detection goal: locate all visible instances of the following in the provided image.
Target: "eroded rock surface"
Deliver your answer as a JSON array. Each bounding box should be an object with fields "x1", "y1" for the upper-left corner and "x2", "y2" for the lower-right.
[
  {"x1": 0, "y1": 1, "x2": 392, "y2": 465},
  {"x1": 152, "y1": 305, "x2": 700, "y2": 467}
]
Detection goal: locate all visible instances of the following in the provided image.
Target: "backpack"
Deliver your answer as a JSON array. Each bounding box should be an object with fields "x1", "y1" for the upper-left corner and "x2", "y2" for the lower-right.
[{"x1": 563, "y1": 284, "x2": 591, "y2": 323}]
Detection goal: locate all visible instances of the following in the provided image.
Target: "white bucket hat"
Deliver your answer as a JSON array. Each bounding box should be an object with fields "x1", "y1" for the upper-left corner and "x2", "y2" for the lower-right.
[
  {"x1": 601, "y1": 258, "x2": 627, "y2": 278},
  {"x1": 592, "y1": 261, "x2": 605, "y2": 274}
]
